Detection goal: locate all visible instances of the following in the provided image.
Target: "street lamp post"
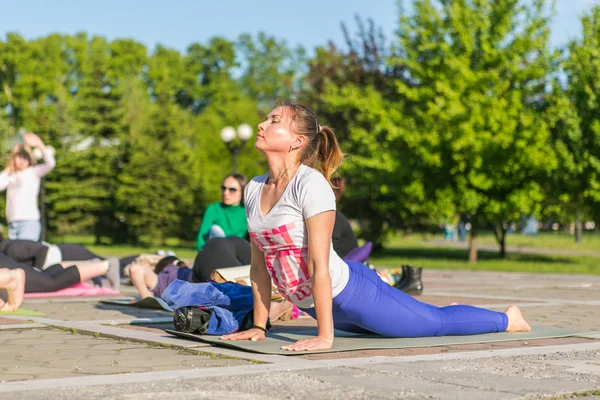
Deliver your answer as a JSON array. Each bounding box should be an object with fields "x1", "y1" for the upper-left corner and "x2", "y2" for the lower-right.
[{"x1": 220, "y1": 123, "x2": 253, "y2": 172}]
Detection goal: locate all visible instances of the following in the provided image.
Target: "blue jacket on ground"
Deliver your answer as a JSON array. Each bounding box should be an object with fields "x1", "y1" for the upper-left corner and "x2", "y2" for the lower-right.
[{"x1": 161, "y1": 280, "x2": 254, "y2": 335}]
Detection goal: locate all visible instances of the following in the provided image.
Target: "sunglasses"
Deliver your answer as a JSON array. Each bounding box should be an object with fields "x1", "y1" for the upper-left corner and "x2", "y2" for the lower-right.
[{"x1": 221, "y1": 185, "x2": 238, "y2": 193}]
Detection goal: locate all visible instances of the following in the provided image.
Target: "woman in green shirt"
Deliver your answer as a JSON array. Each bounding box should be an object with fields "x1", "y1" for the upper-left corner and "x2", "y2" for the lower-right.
[{"x1": 196, "y1": 174, "x2": 248, "y2": 250}]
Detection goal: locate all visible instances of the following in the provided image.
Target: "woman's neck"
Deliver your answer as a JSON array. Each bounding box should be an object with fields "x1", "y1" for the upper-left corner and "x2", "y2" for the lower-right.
[{"x1": 266, "y1": 156, "x2": 301, "y2": 186}]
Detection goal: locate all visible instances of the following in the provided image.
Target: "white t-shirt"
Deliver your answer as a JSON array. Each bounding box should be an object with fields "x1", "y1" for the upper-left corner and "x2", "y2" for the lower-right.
[
  {"x1": 245, "y1": 164, "x2": 349, "y2": 308},
  {"x1": 0, "y1": 149, "x2": 56, "y2": 223}
]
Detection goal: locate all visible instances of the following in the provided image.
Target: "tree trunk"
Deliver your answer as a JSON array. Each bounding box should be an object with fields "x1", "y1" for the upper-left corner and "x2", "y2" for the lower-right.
[
  {"x1": 492, "y1": 222, "x2": 507, "y2": 258},
  {"x1": 468, "y1": 226, "x2": 478, "y2": 263},
  {"x1": 575, "y1": 212, "x2": 582, "y2": 243}
]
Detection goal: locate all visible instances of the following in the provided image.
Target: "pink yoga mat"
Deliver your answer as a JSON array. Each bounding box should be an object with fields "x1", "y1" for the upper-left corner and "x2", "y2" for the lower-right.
[{"x1": 24, "y1": 282, "x2": 120, "y2": 298}]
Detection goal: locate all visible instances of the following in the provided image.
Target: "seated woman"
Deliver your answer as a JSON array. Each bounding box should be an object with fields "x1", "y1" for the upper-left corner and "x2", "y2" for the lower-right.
[
  {"x1": 0, "y1": 239, "x2": 120, "y2": 290},
  {"x1": 0, "y1": 268, "x2": 25, "y2": 312},
  {"x1": 196, "y1": 174, "x2": 249, "y2": 251}
]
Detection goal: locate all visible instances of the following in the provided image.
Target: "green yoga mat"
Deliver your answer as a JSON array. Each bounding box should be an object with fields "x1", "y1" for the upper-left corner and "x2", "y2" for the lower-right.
[
  {"x1": 0, "y1": 308, "x2": 44, "y2": 316},
  {"x1": 100, "y1": 297, "x2": 173, "y2": 312},
  {"x1": 166, "y1": 326, "x2": 598, "y2": 355}
]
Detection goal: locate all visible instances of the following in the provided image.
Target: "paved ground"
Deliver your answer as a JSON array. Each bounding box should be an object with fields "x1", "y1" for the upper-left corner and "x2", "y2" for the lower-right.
[{"x1": 1, "y1": 269, "x2": 600, "y2": 399}]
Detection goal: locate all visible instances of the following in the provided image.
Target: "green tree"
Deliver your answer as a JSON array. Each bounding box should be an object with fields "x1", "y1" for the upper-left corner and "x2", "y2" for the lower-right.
[
  {"x1": 393, "y1": 0, "x2": 557, "y2": 260},
  {"x1": 47, "y1": 36, "x2": 126, "y2": 243},
  {"x1": 116, "y1": 101, "x2": 196, "y2": 244},
  {"x1": 237, "y1": 32, "x2": 306, "y2": 114},
  {"x1": 552, "y1": 7, "x2": 600, "y2": 242}
]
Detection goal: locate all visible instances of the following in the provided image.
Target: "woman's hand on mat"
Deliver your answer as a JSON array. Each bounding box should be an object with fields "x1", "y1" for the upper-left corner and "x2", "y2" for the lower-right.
[
  {"x1": 221, "y1": 328, "x2": 265, "y2": 341},
  {"x1": 281, "y1": 336, "x2": 333, "y2": 352}
]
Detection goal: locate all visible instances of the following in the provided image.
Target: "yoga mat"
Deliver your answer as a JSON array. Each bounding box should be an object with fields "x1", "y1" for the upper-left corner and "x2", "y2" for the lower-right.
[
  {"x1": 165, "y1": 326, "x2": 599, "y2": 355},
  {"x1": 100, "y1": 297, "x2": 173, "y2": 312},
  {"x1": 0, "y1": 308, "x2": 44, "y2": 316},
  {"x1": 24, "y1": 282, "x2": 120, "y2": 298}
]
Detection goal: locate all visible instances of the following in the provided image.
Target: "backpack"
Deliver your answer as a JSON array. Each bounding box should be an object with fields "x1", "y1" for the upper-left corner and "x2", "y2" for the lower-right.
[{"x1": 173, "y1": 305, "x2": 269, "y2": 335}]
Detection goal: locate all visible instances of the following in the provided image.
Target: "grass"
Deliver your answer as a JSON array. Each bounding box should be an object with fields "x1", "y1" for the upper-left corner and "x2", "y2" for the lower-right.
[
  {"x1": 422, "y1": 231, "x2": 600, "y2": 252},
  {"x1": 543, "y1": 388, "x2": 600, "y2": 399},
  {"x1": 48, "y1": 234, "x2": 199, "y2": 260},
  {"x1": 369, "y1": 233, "x2": 600, "y2": 275},
  {"x1": 52, "y1": 232, "x2": 600, "y2": 275}
]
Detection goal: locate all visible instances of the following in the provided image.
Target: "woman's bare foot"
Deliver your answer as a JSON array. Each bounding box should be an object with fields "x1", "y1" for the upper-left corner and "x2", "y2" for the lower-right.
[
  {"x1": 448, "y1": 302, "x2": 459, "y2": 306},
  {"x1": 505, "y1": 305, "x2": 531, "y2": 332},
  {"x1": 269, "y1": 300, "x2": 293, "y2": 322},
  {"x1": 0, "y1": 269, "x2": 25, "y2": 312}
]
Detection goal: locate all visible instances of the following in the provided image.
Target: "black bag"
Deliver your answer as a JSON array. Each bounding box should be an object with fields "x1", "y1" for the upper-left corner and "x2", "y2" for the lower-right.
[{"x1": 173, "y1": 306, "x2": 212, "y2": 334}]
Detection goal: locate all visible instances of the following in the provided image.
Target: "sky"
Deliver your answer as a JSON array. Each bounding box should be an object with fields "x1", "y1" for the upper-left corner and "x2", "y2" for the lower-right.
[{"x1": 1, "y1": 0, "x2": 599, "y2": 54}]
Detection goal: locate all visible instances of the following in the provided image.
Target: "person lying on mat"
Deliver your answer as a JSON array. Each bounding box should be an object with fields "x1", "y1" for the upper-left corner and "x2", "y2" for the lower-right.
[
  {"x1": 196, "y1": 174, "x2": 249, "y2": 251},
  {"x1": 221, "y1": 103, "x2": 531, "y2": 351},
  {"x1": 0, "y1": 268, "x2": 25, "y2": 311},
  {"x1": 0, "y1": 253, "x2": 119, "y2": 293},
  {"x1": 0, "y1": 238, "x2": 120, "y2": 290},
  {"x1": 0, "y1": 236, "x2": 133, "y2": 276},
  {"x1": 129, "y1": 256, "x2": 193, "y2": 299}
]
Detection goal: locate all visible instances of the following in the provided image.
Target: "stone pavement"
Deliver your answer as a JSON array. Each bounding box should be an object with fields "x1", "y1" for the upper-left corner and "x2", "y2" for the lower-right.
[{"x1": 1, "y1": 269, "x2": 600, "y2": 399}]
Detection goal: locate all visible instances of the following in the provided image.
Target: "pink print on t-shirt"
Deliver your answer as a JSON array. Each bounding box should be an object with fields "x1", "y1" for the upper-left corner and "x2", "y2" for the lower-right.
[{"x1": 250, "y1": 222, "x2": 313, "y2": 302}]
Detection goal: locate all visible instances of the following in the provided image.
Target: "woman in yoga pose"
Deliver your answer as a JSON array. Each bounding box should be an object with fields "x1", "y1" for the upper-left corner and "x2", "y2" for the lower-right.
[{"x1": 222, "y1": 103, "x2": 530, "y2": 351}]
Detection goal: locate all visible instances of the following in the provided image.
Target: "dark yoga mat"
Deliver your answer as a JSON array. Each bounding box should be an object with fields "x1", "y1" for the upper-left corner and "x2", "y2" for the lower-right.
[
  {"x1": 100, "y1": 297, "x2": 173, "y2": 312},
  {"x1": 165, "y1": 325, "x2": 599, "y2": 355}
]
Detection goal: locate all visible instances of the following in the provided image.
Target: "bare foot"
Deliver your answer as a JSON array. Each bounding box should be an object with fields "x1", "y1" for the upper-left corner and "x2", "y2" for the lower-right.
[
  {"x1": 505, "y1": 305, "x2": 531, "y2": 332},
  {"x1": 448, "y1": 302, "x2": 459, "y2": 306},
  {"x1": 0, "y1": 269, "x2": 25, "y2": 312},
  {"x1": 269, "y1": 300, "x2": 293, "y2": 322}
]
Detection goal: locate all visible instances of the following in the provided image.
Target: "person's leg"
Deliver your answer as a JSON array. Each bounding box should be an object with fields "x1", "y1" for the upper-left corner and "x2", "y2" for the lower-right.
[
  {"x1": 207, "y1": 225, "x2": 226, "y2": 240},
  {"x1": 58, "y1": 244, "x2": 104, "y2": 261},
  {"x1": 129, "y1": 263, "x2": 158, "y2": 298},
  {"x1": 0, "y1": 268, "x2": 25, "y2": 312},
  {"x1": 0, "y1": 256, "x2": 81, "y2": 293},
  {"x1": 55, "y1": 258, "x2": 119, "y2": 290},
  {"x1": 192, "y1": 237, "x2": 251, "y2": 282},
  {"x1": 324, "y1": 262, "x2": 529, "y2": 337},
  {"x1": 73, "y1": 258, "x2": 120, "y2": 290},
  {"x1": 13, "y1": 221, "x2": 41, "y2": 241}
]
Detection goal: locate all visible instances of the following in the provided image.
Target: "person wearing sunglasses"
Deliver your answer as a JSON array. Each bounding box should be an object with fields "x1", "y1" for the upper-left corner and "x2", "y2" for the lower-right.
[{"x1": 195, "y1": 174, "x2": 249, "y2": 250}]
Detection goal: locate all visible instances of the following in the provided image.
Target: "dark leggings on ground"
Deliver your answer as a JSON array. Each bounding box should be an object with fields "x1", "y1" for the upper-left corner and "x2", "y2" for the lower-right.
[
  {"x1": 192, "y1": 237, "x2": 251, "y2": 282},
  {"x1": 301, "y1": 261, "x2": 508, "y2": 337},
  {"x1": 58, "y1": 243, "x2": 136, "y2": 275},
  {"x1": 58, "y1": 244, "x2": 103, "y2": 261},
  {"x1": 0, "y1": 254, "x2": 81, "y2": 293}
]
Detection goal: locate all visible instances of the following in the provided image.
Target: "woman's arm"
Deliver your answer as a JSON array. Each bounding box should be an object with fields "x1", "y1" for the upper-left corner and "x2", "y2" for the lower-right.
[
  {"x1": 24, "y1": 133, "x2": 56, "y2": 178},
  {"x1": 32, "y1": 148, "x2": 56, "y2": 178},
  {"x1": 221, "y1": 240, "x2": 271, "y2": 341},
  {"x1": 282, "y1": 210, "x2": 336, "y2": 352}
]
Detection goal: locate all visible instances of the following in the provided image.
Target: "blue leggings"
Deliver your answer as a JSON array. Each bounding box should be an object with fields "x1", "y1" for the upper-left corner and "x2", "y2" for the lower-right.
[{"x1": 301, "y1": 261, "x2": 508, "y2": 337}]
